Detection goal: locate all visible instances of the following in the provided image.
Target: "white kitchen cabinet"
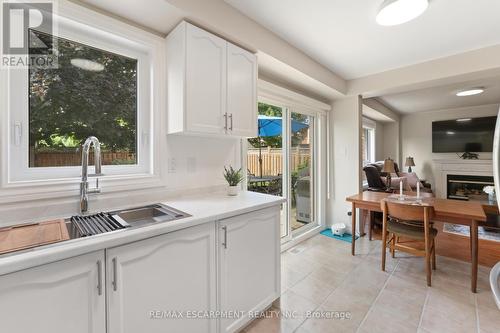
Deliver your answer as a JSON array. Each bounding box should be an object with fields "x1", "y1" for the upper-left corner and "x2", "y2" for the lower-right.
[
  {"x1": 166, "y1": 21, "x2": 257, "y2": 137},
  {"x1": 218, "y1": 206, "x2": 281, "y2": 333},
  {"x1": 106, "y1": 222, "x2": 217, "y2": 333},
  {"x1": 226, "y1": 43, "x2": 257, "y2": 137},
  {"x1": 0, "y1": 251, "x2": 106, "y2": 333}
]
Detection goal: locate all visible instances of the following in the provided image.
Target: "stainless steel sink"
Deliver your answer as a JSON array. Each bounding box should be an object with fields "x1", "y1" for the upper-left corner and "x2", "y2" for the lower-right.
[
  {"x1": 66, "y1": 204, "x2": 190, "y2": 238},
  {"x1": 111, "y1": 204, "x2": 190, "y2": 227}
]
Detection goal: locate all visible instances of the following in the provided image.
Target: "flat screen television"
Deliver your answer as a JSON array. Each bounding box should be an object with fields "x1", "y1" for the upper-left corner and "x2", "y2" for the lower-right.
[{"x1": 432, "y1": 116, "x2": 497, "y2": 153}]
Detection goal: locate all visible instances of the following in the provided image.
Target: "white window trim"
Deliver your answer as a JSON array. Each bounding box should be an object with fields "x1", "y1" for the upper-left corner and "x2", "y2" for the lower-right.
[
  {"x1": 0, "y1": 0, "x2": 166, "y2": 203},
  {"x1": 362, "y1": 117, "x2": 376, "y2": 165}
]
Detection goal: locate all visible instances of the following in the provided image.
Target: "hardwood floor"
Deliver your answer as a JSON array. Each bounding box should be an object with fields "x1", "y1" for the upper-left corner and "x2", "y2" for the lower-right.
[{"x1": 368, "y1": 221, "x2": 500, "y2": 267}]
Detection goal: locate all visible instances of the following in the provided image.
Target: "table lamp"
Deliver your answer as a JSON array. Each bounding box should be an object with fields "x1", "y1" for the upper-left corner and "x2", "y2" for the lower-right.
[
  {"x1": 382, "y1": 158, "x2": 396, "y2": 190},
  {"x1": 405, "y1": 156, "x2": 415, "y2": 173}
]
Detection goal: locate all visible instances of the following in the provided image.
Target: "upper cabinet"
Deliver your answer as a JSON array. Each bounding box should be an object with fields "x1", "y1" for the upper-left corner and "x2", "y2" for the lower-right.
[{"x1": 166, "y1": 21, "x2": 257, "y2": 137}]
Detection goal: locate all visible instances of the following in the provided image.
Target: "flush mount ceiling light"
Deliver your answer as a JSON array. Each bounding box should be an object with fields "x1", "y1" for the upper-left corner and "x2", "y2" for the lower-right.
[
  {"x1": 376, "y1": 0, "x2": 429, "y2": 26},
  {"x1": 70, "y1": 58, "x2": 105, "y2": 72},
  {"x1": 456, "y1": 88, "x2": 485, "y2": 97}
]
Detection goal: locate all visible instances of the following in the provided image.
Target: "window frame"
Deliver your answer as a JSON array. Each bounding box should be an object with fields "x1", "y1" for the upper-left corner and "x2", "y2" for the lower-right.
[
  {"x1": 362, "y1": 117, "x2": 376, "y2": 166},
  {"x1": 0, "y1": 1, "x2": 165, "y2": 201}
]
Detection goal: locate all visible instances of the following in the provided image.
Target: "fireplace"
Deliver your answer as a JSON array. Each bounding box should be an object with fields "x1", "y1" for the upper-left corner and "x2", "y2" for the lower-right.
[{"x1": 447, "y1": 174, "x2": 494, "y2": 201}]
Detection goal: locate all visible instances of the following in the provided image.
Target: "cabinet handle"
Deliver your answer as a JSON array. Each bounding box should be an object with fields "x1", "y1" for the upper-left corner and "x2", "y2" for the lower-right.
[
  {"x1": 224, "y1": 113, "x2": 228, "y2": 132},
  {"x1": 97, "y1": 260, "x2": 103, "y2": 296},
  {"x1": 229, "y1": 113, "x2": 233, "y2": 131},
  {"x1": 112, "y1": 257, "x2": 118, "y2": 291},
  {"x1": 222, "y1": 226, "x2": 228, "y2": 249}
]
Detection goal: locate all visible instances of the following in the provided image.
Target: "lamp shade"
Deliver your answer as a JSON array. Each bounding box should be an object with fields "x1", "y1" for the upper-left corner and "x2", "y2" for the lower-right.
[
  {"x1": 405, "y1": 157, "x2": 415, "y2": 167},
  {"x1": 382, "y1": 158, "x2": 396, "y2": 173}
]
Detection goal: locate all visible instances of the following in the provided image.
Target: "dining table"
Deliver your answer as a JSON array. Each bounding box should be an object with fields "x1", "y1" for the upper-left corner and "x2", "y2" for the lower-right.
[{"x1": 346, "y1": 191, "x2": 487, "y2": 292}]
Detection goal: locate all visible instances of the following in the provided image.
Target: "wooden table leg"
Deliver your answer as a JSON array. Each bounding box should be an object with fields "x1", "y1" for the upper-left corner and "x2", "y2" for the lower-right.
[
  {"x1": 351, "y1": 203, "x2": 356, "y2": 256},
  {"x1": 470, "y1": 220, "x2": 478, "y2": 293},
  {"x1": 359, "y1": 209, "x2": 368, "y2": 237}
]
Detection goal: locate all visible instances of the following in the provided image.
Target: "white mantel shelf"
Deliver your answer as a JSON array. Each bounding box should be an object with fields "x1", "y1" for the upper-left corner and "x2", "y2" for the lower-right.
[{"x1": 433, "y1": 159, "x2": 493, "y2": 198}]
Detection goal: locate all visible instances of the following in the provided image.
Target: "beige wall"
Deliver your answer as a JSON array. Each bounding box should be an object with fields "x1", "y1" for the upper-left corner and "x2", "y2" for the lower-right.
[{"x1": 401, "y1": 104, "x2": 499, "y2": 186}]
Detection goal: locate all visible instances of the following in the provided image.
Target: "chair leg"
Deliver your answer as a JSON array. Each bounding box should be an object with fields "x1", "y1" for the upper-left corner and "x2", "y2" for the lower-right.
[
  {"x1": 391, "y1": 233, "x2": 396, "y2": 258},
  {"x1": 431, "y1": 239, "x2": 436, "y2": 270}
]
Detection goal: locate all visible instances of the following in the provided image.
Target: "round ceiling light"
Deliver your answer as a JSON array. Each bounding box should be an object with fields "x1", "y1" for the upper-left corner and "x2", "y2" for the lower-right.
[
  {"x1": 376, "y1": 0, "x2": 429, "y2": 26},
  {"x1": 70, "y1": 58, "x2": 105, "y2": 72},
  {"x1": 456, "y1": 88, "x2": 485, "y2": 97}
]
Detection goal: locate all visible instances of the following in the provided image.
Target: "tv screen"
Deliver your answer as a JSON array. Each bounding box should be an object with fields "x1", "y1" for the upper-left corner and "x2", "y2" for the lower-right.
[{"x1": 432, "y1": 116, "x2": 497, "y2": 153}]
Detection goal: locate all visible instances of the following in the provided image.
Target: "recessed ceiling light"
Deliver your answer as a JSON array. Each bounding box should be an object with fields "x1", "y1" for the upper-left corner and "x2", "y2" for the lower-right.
[
  {"x1": 70, "y1": 58, "x2": 104, "y2": 72},
  {"x1": 456, "y1": 118, "x2": 472, "y2": 122},
  {"x1": 376, "y1": 0, "x2": 429, "y2": 26},
  {"x1": 456, "y1": 88, "x2": 484, "y2": 97},
  {"x1": 446, "y1": 131, "x2": 455, "y2": 135}
]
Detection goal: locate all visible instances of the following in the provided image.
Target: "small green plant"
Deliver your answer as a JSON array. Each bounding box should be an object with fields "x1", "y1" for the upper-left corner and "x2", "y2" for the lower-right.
[{"x1": 223, "y1": 166, "x2": 243, "y2": 186}]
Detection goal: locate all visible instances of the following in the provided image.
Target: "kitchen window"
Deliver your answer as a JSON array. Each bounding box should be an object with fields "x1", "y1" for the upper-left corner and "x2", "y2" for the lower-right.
[
  {"x1": 4, "y1": 7, "x2": 155, "y2": 185},
  {"x1": 29, "y1": 31, "x2": 138, "y2": 168}
]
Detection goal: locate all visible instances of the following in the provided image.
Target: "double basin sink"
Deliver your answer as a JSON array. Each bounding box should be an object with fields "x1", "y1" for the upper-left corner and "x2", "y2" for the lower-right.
[{"x1": 66, "y1": 204, "x2": 190, "y2": 239}]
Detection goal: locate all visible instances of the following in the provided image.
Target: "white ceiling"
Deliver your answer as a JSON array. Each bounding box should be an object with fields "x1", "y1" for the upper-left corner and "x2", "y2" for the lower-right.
[
  {"x1": 379, "y1": 75, "x2": 500, "y2": 114},
  {"x1": 225, "y1": 0, "x2": 500, "y2": 79}
]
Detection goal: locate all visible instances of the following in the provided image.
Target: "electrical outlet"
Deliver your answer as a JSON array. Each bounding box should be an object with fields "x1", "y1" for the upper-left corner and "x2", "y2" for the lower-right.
[{"x1": 168, "y1": 157, "x2": 177, "y2": 173}]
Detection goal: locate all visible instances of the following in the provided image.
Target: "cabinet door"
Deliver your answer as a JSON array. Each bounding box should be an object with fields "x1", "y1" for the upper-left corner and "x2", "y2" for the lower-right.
[
  {"x1": 0, "y1": 251, "x2": 106, "y2": 333},
  {"x1": 226, "y1": 43, "x2": 257, "y2": 137},
  {"x1": 185, "y1": 24, "x2": 227, "y2": 135},
  {"x1": 218, "y1": 206, "x2": 281, "y2": 333},
  {"x1": 107, "y1": 222, "x2": 217, "y2": 333}
]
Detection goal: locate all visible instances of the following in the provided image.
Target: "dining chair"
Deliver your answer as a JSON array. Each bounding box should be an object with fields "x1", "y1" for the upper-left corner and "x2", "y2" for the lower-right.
[{"x1": 380, "y1": 199, "x2": 438, "y2": 286}]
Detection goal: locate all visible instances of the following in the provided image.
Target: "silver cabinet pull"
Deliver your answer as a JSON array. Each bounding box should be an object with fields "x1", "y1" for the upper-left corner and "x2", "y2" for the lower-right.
[
  {"x1": 112, "y1": 257, "x2": 118, "y2": 291},
  {"x1": 224, "y1": 113, "x2": 228, "y2": 132},
  {"x1": 229, "y1": 113, "x2": 233, "y2": 131},
  {"x1": 97, "y1": 260, "x2": 103, "y2": 296},
  {"x1": 222, "y1": 226, "x2": 228, "y2": 249}
]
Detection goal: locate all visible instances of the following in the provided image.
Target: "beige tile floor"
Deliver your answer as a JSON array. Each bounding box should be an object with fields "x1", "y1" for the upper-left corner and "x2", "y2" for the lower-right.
[{"x1": 242, "y1": 234, "x2": 499, "y2": 333}]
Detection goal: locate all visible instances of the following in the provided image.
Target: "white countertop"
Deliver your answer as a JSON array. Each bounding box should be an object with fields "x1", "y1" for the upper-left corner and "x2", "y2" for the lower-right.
[{"x1": 0, "y1": 190, "x2": 285, "y2": 276}]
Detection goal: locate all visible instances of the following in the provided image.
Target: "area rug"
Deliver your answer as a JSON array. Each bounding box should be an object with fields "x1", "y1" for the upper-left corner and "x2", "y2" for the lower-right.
[
  {"x1": 443, "y1": 223, "x2": 500, "y2": 242},
  {"x1": 320, "y1": 228, "x2": 358, "y2": 243}
]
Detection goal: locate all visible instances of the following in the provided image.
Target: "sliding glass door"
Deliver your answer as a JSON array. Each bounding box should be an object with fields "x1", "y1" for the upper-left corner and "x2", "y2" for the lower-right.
[
  {"x1": 290, "y1": 112, "x2": 315, "y2": 235},
  {"x1": 246, "y1": 102, "x2": 317, "y2": 241}
]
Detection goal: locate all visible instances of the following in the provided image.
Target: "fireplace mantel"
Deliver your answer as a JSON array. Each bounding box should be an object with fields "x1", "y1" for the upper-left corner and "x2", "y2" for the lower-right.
[{"x1": 433, "y1": 159, "x2": 493, "y2": 198}]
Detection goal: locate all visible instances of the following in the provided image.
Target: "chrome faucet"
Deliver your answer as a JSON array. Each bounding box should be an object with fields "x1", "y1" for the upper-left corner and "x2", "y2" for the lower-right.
[{"x1": 80, "y1": 136, "x2": 102, "y2": 214}]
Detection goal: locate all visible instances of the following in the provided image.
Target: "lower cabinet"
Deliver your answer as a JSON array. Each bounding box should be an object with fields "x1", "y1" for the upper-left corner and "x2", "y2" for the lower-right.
[
  {"x1": 0, "y1": 205, "x2": 281, "y2": 333},
  {"x1": 218, "y1": 206, "x2": 281, "y2": 333},
  {"x1": 0, "y1": 250, "x2": 106, "y2": 333},
  {"x1": 106, "y1": 222, "x2": 217, "y2": 333}
]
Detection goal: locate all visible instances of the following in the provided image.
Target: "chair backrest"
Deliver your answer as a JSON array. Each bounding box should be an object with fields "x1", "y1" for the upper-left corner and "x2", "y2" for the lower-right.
[
  {"x1": 381, "y1": 200, "x2": 434, "y2": 222},
  {"x1": 363, "y1": 165, "x2": 385, "y2": 189}
]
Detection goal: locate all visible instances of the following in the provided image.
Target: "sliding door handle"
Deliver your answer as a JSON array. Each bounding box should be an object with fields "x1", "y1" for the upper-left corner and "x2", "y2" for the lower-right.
[
  {"x1": 97, "y1": 260, "x2": 103, "y2": 296},
  {"x1": 229, "y1": 113, "x2": 233, "y2": 131},
  {"x1": 224, "y1": 113, "x2": 228, "y2": 132},
  {"x1": 112, "y1": 257, "x2": 118, "y2": 291}
]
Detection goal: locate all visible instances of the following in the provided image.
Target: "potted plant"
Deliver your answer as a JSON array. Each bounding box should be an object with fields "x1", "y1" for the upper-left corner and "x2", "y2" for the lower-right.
[{"x1": 223, "y1": 166, "x2": 243, "y2": 196}]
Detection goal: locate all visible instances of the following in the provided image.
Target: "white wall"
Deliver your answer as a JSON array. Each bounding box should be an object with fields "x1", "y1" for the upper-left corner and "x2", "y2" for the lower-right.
[
  {"x1": 382, "y1": 122, "x2": 401, "y2": 165},
  {"x1": 401, "y1": 104, "x2": 499, "y2": 186},
  {"x1": 327, "y1": 96, "x2": 362, "y2": 231},
  {"x1": 165, "y1": 135, "x2": 241, "y2": 190}
]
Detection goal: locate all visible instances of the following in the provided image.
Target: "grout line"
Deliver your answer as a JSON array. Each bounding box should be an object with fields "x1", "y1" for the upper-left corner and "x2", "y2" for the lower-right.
[
  {"x1": 291, "y1": 240, "x2": 374, "y2": 332},
  {"x1": 355, "y1": 258, "x2": 401, "y2": 333},
  {"x1": 474, "y1": 293, "x2": 480, "y2": 333},
  {"x1": 417, "y1": 287, "x2": 430, "y2": 330}
]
